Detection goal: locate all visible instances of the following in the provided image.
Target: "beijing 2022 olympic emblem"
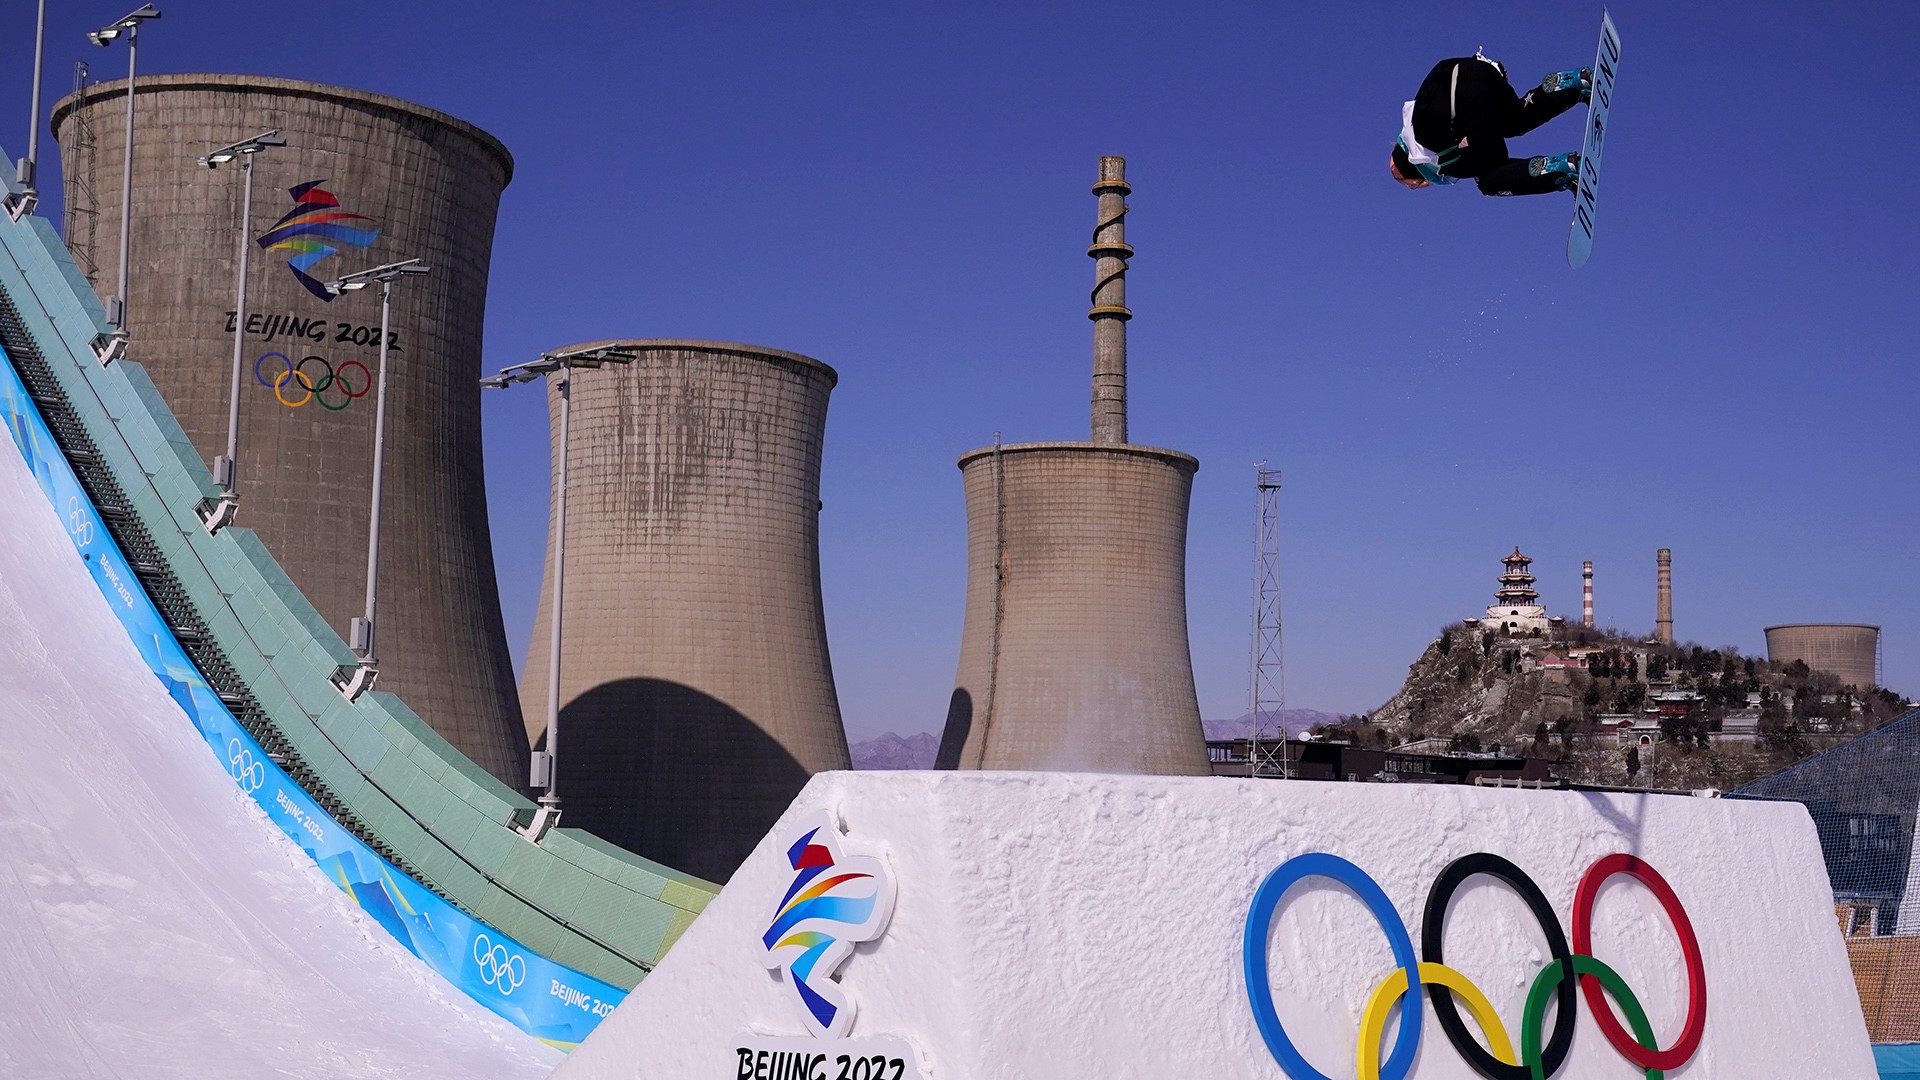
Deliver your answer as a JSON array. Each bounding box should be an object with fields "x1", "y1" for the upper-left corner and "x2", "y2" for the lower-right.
[{"x1": 760, "y1": 810, "x2": 898, "y2": 1038}]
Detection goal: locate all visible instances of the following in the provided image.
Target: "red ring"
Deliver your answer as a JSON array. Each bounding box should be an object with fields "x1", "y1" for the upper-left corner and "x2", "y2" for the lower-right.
[
  {"x1": 336, "y1": 359, "x2": 372, "y2": 398},
  {"x1": 1571, "y1": 853, "x2": 1706, "y2": 1071}
]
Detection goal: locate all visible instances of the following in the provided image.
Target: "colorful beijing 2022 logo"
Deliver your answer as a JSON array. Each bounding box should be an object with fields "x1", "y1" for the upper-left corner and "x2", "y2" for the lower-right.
[
  {"x1": 1243, "y1": 851, "x2": 1707, "y2": 1080},
  {"x1": 761, "y1": 811, "x2": 897, "y2": 1038},
  {"x1": 256, "y1": 180, "x2": 381, "y2": 301}
]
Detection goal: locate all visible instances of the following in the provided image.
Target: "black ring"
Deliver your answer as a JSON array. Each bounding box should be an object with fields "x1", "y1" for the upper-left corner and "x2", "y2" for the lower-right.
[
  {"x1": 1422, "y1": 853, "x2": 1576, "y2": 1080},
  {"x1": 296, "y1": 354, "x2": 336, "y2": 394}
]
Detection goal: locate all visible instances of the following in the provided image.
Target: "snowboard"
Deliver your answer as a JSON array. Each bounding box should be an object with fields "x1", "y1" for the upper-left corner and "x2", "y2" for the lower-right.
[{"x1": 1567, "y1": 9, "x2": 1621, "y2": 268}]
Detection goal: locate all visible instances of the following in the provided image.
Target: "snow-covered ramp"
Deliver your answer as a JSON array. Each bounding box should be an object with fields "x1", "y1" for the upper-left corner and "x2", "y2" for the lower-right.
[{"x1": 0, "y1": 434, "x2": 557, "y2": 1078}]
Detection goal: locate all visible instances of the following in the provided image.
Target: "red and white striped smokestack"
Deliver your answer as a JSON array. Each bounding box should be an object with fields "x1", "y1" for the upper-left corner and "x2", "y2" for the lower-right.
[{"x1": 1582, "y1": 561, "x2": 1594, "y2": 628}]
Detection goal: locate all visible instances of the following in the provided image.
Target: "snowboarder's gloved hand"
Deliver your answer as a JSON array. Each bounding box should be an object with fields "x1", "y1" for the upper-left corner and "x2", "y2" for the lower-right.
[{"x1": 1540, "y1": 68, "x2": 1593, "y2": 101}]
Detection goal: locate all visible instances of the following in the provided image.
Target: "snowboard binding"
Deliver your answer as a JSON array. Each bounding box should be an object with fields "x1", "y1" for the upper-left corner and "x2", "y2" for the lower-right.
[
  {"x1": 1528, "y1": 152, "x2": 1581, "y2": 192},
  {"x1": 1541, "y1": 67, "x2": 1594, "y2": 101}
]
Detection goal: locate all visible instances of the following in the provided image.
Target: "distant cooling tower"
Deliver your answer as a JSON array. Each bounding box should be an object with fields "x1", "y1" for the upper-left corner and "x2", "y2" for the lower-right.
[
  {"x1": 937, "y1": 157, "x2": 1209, "y2": 775},
  {"x1": 518, "y1": 340, "x2": 849, "y2": 883},
  {"x1": 1765, "y1": 624, "x2": 1881, "y2": 690},
  {"x1": 51, "y1": 75, "x2": 526, "y2": 783}
]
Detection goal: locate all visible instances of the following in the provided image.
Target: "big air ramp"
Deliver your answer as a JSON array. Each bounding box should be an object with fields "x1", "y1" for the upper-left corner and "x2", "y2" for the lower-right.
[
  {"x1": 0, "y1": 422, "x2": 553, "y2": 1077},
  {"x1": 0, "y1": 151, "x2": 715, "y2": 1066}
]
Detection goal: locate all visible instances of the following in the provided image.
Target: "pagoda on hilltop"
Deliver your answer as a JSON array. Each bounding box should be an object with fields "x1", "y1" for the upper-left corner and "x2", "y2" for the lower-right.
[{"x1": 1483, "y1": 547, "x2": 1550, "y2": 635}]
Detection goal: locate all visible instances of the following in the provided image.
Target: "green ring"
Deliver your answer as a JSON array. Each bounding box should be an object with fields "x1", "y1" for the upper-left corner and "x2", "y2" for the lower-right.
[{"x1": 1522, "y1": 955, "x2": 1662, "y2": 1080}]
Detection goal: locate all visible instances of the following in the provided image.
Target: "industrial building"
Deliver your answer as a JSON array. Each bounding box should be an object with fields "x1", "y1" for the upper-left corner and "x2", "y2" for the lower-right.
[
  {"x1": 51, "y1": 74, "x2": 528, "y2": 784},
  {"x1": 936, "y1": 157, "x2": 1209, "y2": 775},
  {"x1": 1767, "y1": 623, "x2": 1883, "y2": 690},
  {"x1": 517, "y1": 340, "x2": 850, "y2": 883}
]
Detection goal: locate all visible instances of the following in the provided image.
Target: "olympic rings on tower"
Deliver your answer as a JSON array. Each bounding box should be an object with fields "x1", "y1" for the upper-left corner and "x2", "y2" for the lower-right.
[
  {"x1": 254, "y1": 352, "x2": 371, "y2": 411},
  {"x1": 1242, "y1": 850, "x2": 1706, "y2": 1080}
]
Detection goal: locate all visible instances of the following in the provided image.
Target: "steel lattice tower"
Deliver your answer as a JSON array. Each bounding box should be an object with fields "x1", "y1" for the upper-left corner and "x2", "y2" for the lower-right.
[{"x1": 1248, "y1": 464, "x2": 1285, "y2": 778}]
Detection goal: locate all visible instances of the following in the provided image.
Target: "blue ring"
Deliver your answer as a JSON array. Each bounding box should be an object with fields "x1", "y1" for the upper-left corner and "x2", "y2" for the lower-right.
[
  {"x1": 253, "y1": 351, "x2": 292, "y2": 389},
  {"x1": 1243, "y1": 853, "x2": 1422, "y2": 1080}
]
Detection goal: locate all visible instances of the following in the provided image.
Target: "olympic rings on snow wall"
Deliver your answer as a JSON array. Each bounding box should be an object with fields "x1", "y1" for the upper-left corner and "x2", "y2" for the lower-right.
[
  {"x1": 254, "y1": 351, "x2": 371, "y2": 411},
  {"x1": 1243, "y1": 851, "x2": 1706, "y2": 1080}
]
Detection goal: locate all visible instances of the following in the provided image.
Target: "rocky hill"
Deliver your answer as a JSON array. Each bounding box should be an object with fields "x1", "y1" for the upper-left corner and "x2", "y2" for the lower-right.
[{"x1": 1344, "y1": 624, "x2": 1910, "y2": 790}]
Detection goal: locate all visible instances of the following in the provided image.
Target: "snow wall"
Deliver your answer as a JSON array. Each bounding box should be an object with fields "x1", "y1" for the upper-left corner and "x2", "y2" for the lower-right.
[{"x1": 555, "y1": 770, "x2": 1879, "y2": 1079}]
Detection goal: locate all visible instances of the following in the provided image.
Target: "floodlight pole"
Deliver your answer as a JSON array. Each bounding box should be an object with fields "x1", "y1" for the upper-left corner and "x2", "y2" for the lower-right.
[
  {"x1": 322, "y1": 259, "x2": 427, "y2": 701},
  {"x1": 5, "y1": 0, "x2": 47, "y2": 220},
  {"x1": 109, "y1": 19, "x2": 145, "y2": 333},
  {"x1": 358, "y1": 275, "x2": 398, "y2": 665},
  {"x1": 541, "y1": 365, "x2": 574, "y2": 817},
  {"x1": 481, "y1": 346, "x2": 636, "y2": 838},
  {"x1": 202, "y1": 134, "x2": 282, "y2": 532}
]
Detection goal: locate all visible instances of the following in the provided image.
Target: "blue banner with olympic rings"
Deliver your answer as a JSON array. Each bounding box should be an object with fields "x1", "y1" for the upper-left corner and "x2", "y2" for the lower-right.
[
  {"x1": 0, "y1": 342, "x2": 626, "y2": 1050},
  {"x1": 1243, "y1": 850, "x2": 1707, "y2": 1080}
]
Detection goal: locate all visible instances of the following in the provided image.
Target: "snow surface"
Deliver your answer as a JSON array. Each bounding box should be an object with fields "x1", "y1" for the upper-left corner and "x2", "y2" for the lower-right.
[
  {"x1": 556, "y1": 769, "x2": 1878, "y2": 1079},
  {"x1": 0, "y1": 443, "x2": 559, "y2": 1078}
]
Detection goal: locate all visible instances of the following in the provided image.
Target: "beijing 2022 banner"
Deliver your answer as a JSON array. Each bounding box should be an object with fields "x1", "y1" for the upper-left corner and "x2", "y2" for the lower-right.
[{"x1": 0, "y1": 342, "x2": 625, "y2": 1050}]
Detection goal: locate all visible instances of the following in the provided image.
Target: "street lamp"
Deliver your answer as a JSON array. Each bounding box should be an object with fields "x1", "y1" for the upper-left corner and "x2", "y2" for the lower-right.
[
  {"x1": 88, "y1": 3, "x2": 161, "y2": 365},
  {"x1": 3, "y1": 0, "x2": 47, "y2": 221},
  {"x1": 196, "y1": 130, "x2": 286, "y2": 535},
  {"x1": 481, "y1": 344, "x2": 639, "y2": 840},
  {"x1": 322, "y1": 258, "x2": 430, "y2": 703}
]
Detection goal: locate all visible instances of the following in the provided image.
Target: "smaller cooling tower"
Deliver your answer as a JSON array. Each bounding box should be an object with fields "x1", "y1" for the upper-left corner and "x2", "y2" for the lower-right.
[
  {"x1": 1765, "y1": 624, "x2": 1881, "y2": 690},
  {"x1": 518, "y1": 340, "x2": 849, "y2": 883},
  {"x1": 937, "y1": 156, "x2": 1209, "y2": 776}
]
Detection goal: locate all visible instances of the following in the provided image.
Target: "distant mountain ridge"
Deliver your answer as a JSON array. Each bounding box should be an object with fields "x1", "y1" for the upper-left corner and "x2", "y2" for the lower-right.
[
  {"x1": 1203, "y1": 709, "x2": 1343, "y2": 741},
  {"x1": 849, "y1": 731, "x2": 940, "y2": 770},
  {"x1": 852, "y1": 710, "x2": 1341, "y2": 770}
]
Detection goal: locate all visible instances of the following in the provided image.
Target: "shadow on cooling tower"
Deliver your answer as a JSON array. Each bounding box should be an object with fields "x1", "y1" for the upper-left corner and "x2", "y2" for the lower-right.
[
  {"x1": 935, "y1": 690, "x2": 974, "y2": 771},
  {"x1": 555, "y1": 677, "x2": 809, "y2": 885}
]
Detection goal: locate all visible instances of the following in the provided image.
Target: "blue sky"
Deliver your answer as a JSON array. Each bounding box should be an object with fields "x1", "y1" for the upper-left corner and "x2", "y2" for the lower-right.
[{"x1": 6, "y1": 2, "x2": 1915, "y2": 741}]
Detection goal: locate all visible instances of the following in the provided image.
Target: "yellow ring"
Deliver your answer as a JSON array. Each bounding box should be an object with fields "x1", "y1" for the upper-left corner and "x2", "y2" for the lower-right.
[
  {"x1": 274, "y1": 368, "x2": 316, "y2": 407},
  {"x1": 1358, "y1": 962, "x2": 1518, "y2": 1079}
]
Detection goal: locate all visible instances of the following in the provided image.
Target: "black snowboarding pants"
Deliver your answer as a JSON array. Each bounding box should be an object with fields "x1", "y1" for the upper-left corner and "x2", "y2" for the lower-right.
[{"x1": 1410, "y1": 57, "x2": 1584, "y2": 196}]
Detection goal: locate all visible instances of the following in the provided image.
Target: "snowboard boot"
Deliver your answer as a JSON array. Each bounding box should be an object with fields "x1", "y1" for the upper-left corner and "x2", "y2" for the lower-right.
[
  {"x1": 1528, "y1": 152, "x2": 1581, "y2": 192},
  {"x1": 1541, "y1": 67, "x2": 1593, "y2": 101}
]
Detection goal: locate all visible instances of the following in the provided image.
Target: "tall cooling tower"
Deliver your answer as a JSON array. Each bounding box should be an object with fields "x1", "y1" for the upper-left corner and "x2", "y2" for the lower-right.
[
  {"x1": 1764, "y1": 624, "x2": 1881, "y2": 690},
  {"x1": 518, "y1": 340, "x2": 849, "y2": 883},
  {"x1": 937, "y1": 157, "x2": 1209, "y2": 775},
  {"x1": 50, "y1": 75, "x2": 527, "y2": 783}
]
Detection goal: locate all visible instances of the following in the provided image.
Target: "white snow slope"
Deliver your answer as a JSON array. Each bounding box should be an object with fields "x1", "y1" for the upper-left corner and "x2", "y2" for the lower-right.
[{"x1": 0, "y1": 441, "x2": 559, "y2": 1079}]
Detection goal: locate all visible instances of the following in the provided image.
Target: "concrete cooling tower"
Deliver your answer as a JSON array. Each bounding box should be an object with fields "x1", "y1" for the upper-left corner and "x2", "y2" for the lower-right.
[
  {"x1": 517, "y1": 340, "x2": 850, "y2": 883},
  {"x1": 50, "y1": 75, "x2": 527, "y2": 784},
  {"x1": 936, "y1": 156, "x2": 1209, "y2": 775},
  {"x1": 1765, "y1": 623, "x2": 1881, "y2": 690}
]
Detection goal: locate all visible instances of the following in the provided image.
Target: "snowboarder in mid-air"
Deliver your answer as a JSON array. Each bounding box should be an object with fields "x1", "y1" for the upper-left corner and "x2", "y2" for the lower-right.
[{"x1": 1390, "y1": 49, "x2": 1591, "y2": 196}]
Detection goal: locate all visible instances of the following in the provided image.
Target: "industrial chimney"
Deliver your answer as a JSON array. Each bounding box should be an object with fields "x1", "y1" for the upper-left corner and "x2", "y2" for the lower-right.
[
  {"x1": 1582, "y1": 561, "x2": 1594, "y2": 628},
  {"x1": 936, "y1": 157, "x2": 1209, "y2": 776},
  {"x1": 517, "y1": 339, "x2": 850, "y2": 883},
  {"x1": 1656, "y1": 548, "x2": 1674, "y2": 644}
]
